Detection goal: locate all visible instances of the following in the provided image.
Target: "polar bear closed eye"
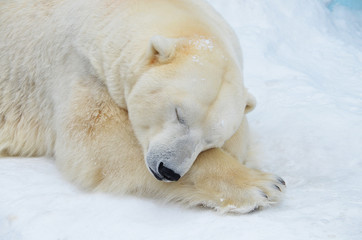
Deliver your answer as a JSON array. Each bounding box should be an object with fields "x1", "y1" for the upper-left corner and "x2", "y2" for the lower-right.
[{"x1": 0, "y1": 0, "x2": 284, "y2": 213}]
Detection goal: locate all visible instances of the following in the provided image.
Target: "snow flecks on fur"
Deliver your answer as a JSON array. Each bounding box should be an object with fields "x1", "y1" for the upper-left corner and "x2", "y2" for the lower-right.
[{"x1": 189, "y1": 36, "x2": 215, "y2": 52}]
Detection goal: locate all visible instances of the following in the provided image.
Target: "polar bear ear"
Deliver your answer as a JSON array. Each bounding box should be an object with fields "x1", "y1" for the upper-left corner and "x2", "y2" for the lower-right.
[
  {"x1": 149, "y1": 35, "x2": 177, "y2": 63},
  {"x1": 245, "y1": 92, "x2": 256, "y2": 114}
]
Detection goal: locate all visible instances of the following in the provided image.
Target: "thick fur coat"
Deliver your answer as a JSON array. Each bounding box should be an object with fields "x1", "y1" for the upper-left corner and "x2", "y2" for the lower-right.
[{"x1": 0, "y1": 0, "x2": 284, "y2": 213}]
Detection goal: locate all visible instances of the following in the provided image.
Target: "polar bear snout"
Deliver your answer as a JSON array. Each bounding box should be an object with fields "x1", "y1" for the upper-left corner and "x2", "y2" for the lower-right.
[
  {"x1": 146, "y1": 138, "x2": 198, "y2": 182},
  {"x1": 147, "y1": 150, "x2": 184, "y2": 182}
]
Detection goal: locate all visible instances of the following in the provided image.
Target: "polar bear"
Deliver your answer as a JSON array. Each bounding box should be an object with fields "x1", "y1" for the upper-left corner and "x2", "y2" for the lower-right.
[{"x1": 0, "y1": 0, "x2": 285, "y2": 213}]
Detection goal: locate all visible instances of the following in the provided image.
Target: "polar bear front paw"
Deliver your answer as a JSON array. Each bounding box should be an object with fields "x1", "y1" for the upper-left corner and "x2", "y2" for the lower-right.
[
  {"x1": 178, "y1": 149, "x2": 286, "y2": 214},
  {"x1": 216, "y1": 173, "x2": 285, "y2": 214},
  {"x1": 192, "y1": 170, "x2": 286, "y2": 214}
]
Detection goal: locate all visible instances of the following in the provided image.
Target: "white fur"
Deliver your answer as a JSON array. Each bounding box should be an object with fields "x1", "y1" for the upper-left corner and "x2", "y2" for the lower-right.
[{"x1": 0, "y1": 0, "x2": 284, "y2": 213}]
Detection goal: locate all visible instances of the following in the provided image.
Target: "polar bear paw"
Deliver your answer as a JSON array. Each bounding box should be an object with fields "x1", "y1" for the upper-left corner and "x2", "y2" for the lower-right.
[
  {"x1": 216, "y1": 174, "x2": 286, "y2": 214},
  {"x1": 189, "y1": 169, "x2": 286, "y2": 214}
]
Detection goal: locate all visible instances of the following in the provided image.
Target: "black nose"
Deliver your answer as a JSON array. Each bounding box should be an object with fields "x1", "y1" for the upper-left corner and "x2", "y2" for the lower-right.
[{"x1": 158, "y1": 162, "x2": 181, "y2": 181}]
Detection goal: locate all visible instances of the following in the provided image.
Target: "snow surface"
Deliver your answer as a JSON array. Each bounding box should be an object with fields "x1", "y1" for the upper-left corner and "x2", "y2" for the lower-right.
[{"x1": 1, "y1": 1, "x2": 362, "y2": 239}]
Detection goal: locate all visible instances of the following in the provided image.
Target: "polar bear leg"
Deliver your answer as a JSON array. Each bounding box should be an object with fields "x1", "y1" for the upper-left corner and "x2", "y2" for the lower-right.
[
  {"x1": 53, "y1": 79, "x2": 155, "y2": 193},
  {"x1": 222, "y1": 118, "x2": 261, "y2": 168},
  {"x1": 178, "y1": 148, "x2": 285, "y2": 213},
  {"x1": 222, "y1": 118, "x2": 250, "y2": 163}
]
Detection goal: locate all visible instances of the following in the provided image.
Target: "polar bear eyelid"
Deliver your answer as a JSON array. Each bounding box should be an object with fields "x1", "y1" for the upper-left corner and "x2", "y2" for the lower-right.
[{"x1": 175, "y1": 107, "x2": 186, "y2": 125}]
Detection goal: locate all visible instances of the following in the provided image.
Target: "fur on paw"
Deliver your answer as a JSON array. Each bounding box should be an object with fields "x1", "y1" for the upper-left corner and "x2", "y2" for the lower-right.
[{"x1": 192, "y1": 170, "x2": 286, "y2": 214}]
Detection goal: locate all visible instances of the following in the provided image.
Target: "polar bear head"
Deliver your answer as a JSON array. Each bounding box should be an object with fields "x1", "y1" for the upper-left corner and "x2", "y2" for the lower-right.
[{"x1": 127, "y1": 35, "x2": 255, "y2": 181}]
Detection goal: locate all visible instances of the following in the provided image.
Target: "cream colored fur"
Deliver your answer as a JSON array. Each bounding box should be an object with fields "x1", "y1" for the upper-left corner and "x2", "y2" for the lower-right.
[{"x1": 0, "y1": 0, "x2": 285, "y2": 213}]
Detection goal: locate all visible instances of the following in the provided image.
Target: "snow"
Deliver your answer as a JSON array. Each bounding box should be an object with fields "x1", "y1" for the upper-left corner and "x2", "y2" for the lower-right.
[{"x1": 1, "y1": 0, "x2": 362, "y2": 239}]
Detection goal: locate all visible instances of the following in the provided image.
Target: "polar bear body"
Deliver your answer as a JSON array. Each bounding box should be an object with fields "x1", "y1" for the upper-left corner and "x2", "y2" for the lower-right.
[
  {"x1": 0, "y1": 0, "x2": 284, "y2": 213},
  {"x1": 0, "y1": 0, "x2": 243, "y2": 155}
]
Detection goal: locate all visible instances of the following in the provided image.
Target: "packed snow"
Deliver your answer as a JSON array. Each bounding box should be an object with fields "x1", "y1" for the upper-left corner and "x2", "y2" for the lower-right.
[{"x1": 1, "y1": 0, "x2": 362, "y2": 239}]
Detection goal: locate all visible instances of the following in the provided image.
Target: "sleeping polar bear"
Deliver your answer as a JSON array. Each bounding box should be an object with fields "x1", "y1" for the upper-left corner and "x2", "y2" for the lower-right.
[{"x1": 0, "y1": 0, "x2": 285, "y2": 213}]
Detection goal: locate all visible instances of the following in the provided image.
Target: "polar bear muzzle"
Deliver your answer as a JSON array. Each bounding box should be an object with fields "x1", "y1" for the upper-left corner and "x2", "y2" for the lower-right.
[{"x1": 146, "y1": 135, "x2": 200, "y2": 182}]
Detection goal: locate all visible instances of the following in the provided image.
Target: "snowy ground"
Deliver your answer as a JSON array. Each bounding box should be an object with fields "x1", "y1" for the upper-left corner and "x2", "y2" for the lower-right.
[{"x1": 1, "y1": 1, "x2": 362, "y2": 239}]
